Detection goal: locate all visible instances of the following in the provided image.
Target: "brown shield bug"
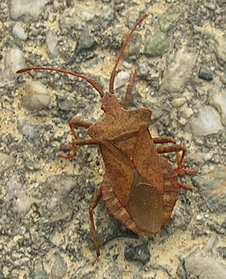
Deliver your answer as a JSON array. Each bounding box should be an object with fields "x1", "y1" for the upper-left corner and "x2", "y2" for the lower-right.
[{"x1": 17, "y1": 14, "x2": 196, "y2": 262}]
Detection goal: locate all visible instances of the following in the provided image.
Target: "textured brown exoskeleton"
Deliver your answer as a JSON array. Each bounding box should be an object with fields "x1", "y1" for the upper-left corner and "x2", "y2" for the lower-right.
[{"x1": 17, "y1": 14, "x2": 196, "y2": 262}]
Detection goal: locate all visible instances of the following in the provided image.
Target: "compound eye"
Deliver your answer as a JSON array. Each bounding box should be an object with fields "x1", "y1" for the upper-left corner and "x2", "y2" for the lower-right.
[{"x1": 101, "y1": 104, "x2": 106, "y2": 111}]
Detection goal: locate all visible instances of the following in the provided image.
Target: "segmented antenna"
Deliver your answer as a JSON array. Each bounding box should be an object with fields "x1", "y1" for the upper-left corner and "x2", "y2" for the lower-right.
[
  {"x1": 109, "y1": 14, "x2": 147, "y2": 95},
  {"x1": 16, "y1": 67, "x2": 105, "y2": 97}
]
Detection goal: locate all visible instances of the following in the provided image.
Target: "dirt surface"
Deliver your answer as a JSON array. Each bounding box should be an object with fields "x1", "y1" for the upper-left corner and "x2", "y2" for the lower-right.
[{"x1": 1, "y1": 0, "x2": 226, "y2": 278}]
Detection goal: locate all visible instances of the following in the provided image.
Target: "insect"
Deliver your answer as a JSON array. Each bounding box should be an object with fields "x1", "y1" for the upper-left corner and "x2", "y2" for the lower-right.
[{"x1": 17, "y1": 14, "x2": 196, "y2": 262}]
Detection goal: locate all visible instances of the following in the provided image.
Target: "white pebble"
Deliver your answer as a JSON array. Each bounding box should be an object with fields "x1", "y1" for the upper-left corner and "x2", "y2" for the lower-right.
[
  {"x1": 191, "y1": 106, "x2": 224, "y2": 136},
  {"x1": 46, "y1": 30, "x2": 59, "y2": 57},
  {"x1": 22, "y1": 81, "x2": 51, "y2": 111},
  {"x1": 114, "y1": 71, "x2": 130, "y2": 90},
  {"x1": 12, "y1": 23, "x2": 27, "y2": 40}
]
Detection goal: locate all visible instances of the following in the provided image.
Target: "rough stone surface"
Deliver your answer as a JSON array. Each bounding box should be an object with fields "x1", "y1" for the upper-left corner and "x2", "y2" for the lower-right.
[
  {"x1": 191, "y1": 106, "x2": 224, "y2": 136},
  {"x1": 177, "y1": 235, "x2": 226, "y2": 279},
  {"x1": 1, "y1": 1, "x2": 226, "y2": 278}
]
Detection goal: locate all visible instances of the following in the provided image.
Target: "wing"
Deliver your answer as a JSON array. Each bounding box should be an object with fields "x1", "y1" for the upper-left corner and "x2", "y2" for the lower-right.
[{"x1": 88, "y1": 107, "x2": 166, "y2": 231}]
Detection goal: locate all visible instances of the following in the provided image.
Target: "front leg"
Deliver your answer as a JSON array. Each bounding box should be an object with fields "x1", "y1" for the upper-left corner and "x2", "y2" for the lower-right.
[{"x1": 59, "y1": 119, "x2": 98, "y2": 159}]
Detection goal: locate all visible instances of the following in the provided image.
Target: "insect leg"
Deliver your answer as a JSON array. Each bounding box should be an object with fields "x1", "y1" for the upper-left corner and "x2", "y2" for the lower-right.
[
  {"x1": 59, "y1": 120, "x2": 97, "y2": 159},
  {"x1": 153, "y1": 137, "x2": 176, "y2": 144},
  {"x1": 89, "y1": 186, "x2": 102, "y2": 264},
  {"x1": 68, "y1": 119, "x2": 93, "y2": 140},
  {"x1": 155, "y1": 141, "x2": 196, "y2": 175},
  {"x1": 123, "y1": 68, "x2": 138, "y2": 109}
]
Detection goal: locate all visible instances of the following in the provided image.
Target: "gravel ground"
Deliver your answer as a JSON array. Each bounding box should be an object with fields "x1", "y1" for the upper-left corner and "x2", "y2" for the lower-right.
[{"x1": 1, "y1": 0, "x2": 226, "y2": 278}]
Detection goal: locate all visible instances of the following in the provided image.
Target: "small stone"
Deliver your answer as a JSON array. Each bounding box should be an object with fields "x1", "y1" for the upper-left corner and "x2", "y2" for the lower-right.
[
  {"x1": 33, "y1": 261, "x2": 48, "y2": 279},
  {"x1": 158, "y1": 6, "x2": 184, "y2": 33},
  {"x1": 160, "y1": 47, "x2": 197, "y2": 93},
  {"x1": 16, "y1": 194, "x2": 33, "y2": 216},
  {"x1": 9, "y1": 0, "x2": 49, "y2": 21},
  {"x1": 12, "y1": 23, "x2": 27, "y2": 40},
  {"x1": 177, "y1": 235, "x2": 226, "y2": 279},
  {"x1": 190, "y1": 106, "x2": 224, "y2": 136},
  {"x1": 209, "y1": 88, "x2": 226, "y2": 126},
  {"x1": 218, "y1": 247, "x2": 226, "y2": 260},
  {"x1": 5, "y1": 175, "x2": 22, "y2": 199},
  {"x1": 171, "y1": 97, "x2": 187, "y2": 107},
  {"x1": 144, "y1": 31, "x2": 169, "y2": 57},
  {"x1": 67, "y1": 30, "x2": 97, "y2": 64},
  {"x1": 196, "y1": 215, "x2": 203, "y2": 221},
  {"x1": 21, "y1": 81, "x2": 51, "y2": 111},
  {"x1": 0, "y1": 153, "x2": 16, "y2": 174},
  {"x1": 192, "y1": 166, "x2": 226, "y2": 213},
  {"x1": 17, "y1": 120, "x2": 37, "y2": 139},
  {"x1": 198, "y1": 68, "x2": 213, "y2": 81},
  {"x1": 51, "y1": 253, "x2": 67, "y2": 279},
  {"x1": 204, "y1": 2, "x2": 216, "y2": 10},
  {"x1": 114, "y1": 71, "x2": 130, "y2": 90},
  {"x1": 5, "y1": 48, "x2": 26, "y2": 74},
  {"x1": 215, "y1": 36, "x2": 226, "y2": 65},
  {"x1": 46, "y1": 30, "x2": 59, "y2": 57},
  {"x1": 124, "y1": 243, "x2": 150, "y2": 264},
  {"x1": 123, "y1": 32, "x2": 142, "y2": 58}
]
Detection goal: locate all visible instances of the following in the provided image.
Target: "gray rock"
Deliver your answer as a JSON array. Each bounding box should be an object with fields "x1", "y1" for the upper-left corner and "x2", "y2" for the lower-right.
[
  {"x1": 192, "y1": 166, "x2": 226, "y2": 213},
  {"x1": 12, "y1": 23, "x2": 27, "y2": 40},
  {"x1": 190, "y1": 106, "x2": 224, "y2": 136},
  {"x1": 171, "y1": 97, "x2": 187, "y2": 107},
  {"x1": 160, "y1": 47, "x2": 197, "y2": 93},
  {"x1": 143, "y1": 31, "x2": 169, "y2": 57},
  {"x1": 209, "y1": 88, "x2": 226, "y2": 126},
  {"x1": 114, "y1": 70, "x2": 130, "y2": 90},
  {"x1": 177, "y1": 235, "x2": 226, "y2": 279},
  {"x1": 9, "y1": 0, "x2": 49, "y2": 21},
  {"x1": 215, "y1": 35, "x2": 226, "y2": 65},
  {"x1": 21, "y1": 81, "x2": 51, "y2": 111},
  {"x1": 46, "y1": 30, "x2": 59, "y2": 58},
  {"x1": 0, "y1": 48, "x2": 25, "y2": 87},
  {"x1": 0, "y1": 153, "x2": 15, "y2": 174},
  {"x1": 124, "y1": 243, "x2": 150, "y2": 265},
  {"x1": 33, "y1": 261, "x2": 48, "y2": 279},
  {"x1": 158, "y1": 5, "x2": 184, "y2": 33},
  {"x1": 51, "y1": 253, "x2": 67, "y2": 279},
  {"x1": 198, "y1": 68, "x2": 213, "y2": 81}
]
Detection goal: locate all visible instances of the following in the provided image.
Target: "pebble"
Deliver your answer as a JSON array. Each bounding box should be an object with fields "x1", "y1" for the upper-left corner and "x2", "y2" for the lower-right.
[
  {"x1": 33, "y1": 261, "x2": 48, "y2": 279},
  {"x1": 16, "y1": 194, "x2": 32, "y2": 217},
  {"x1": 209, "y1": 88, "x2": 226, "y2": 126},
  {"x1": 190, "y1": 106, "x2": 224, "y2": 136},
  {"x1": 5, "y1": 175, "x2": 22, "y2": 199},
  {"x1": 198, "y1": 68, "x2": 213, "y2": 81},
  {"x1": 192, "y1": 166, "x2": 226, "y2": 213},
  {"x1": 67, "y1": 30, "x2": 97, "y2": 64},
  {"x1": 17, "y1": 120, "x2": 37, "y2": 139},
  {"x1": 158, "y1": 6, "x2": 184, "y2": 33},
  {"x1": 4, "y1": 175, "x2": 32, "y2": 216},
  {"x1": 160, "y1": 47, "x2": 197, "y2": 92},
  {"x1": 12, "y1": 23, "x2": 27, "y2": 40},
  {"x1": 0, "y1": 153, "x2": 16, "y2": 174},
  {"x1": 143, "y1": 31, "x2": 169, "y2": 57},
  {"x1": 9, "y1": 0, "x2": 49, "y2": 21},
  {"x1": 46, "y1": 30, "x2": 59, "y2": 58},
  {"x1": 171, "y1": 97, "x2": 187, "y2": 107},
  {"x1": 51, "y1": 253, "x2": 67, "y2": 279},
  {"x1": 37, "y1": 175, "x2": 76, "y2": 222},
  {"x1": 177, "y1": 235, "x2": 226, "y2": 279},
  {"x1": 21, "y1": 81, "x2": 51, "y2": 111},
  {"x1": 114, "y1": 70, "x2": 130, "y2": 90},
  {"x1": 4, "y1": 48, "x2": 25, "y2": 76},
  {"x1": 124, "y1": 243, "x2": 150, "y2": 265},
  {"x1": 215, "y1": 35, "x2": 226, "y2": 65},
  {"x1": 204, "y1": 2, "x2": 216, "y2": 10}
]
